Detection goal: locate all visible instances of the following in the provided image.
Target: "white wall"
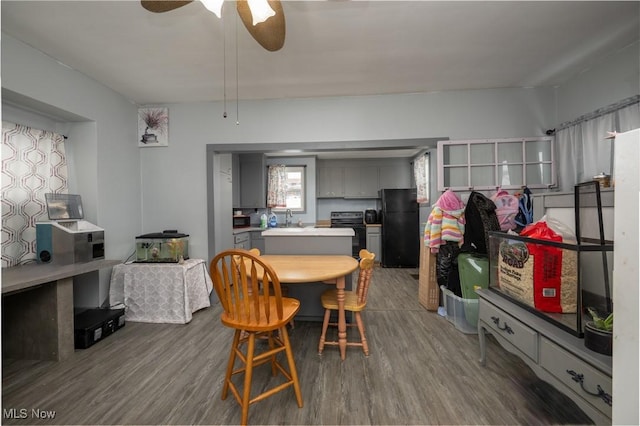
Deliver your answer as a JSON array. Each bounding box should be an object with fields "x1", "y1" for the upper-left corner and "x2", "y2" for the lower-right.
[
  {"x1": 555, "y1": 40, "x2": 640, "y2": 124},
  {"x1": 2, "y1": 34, "x2": 141, "y2": 306}
]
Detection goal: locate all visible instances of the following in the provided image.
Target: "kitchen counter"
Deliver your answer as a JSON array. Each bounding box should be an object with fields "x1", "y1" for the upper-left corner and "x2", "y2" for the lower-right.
[
  {"x1": 232, "y1": 226, "x2": 263, "y2": 235},
  {"x1": 261, "y1": 227, "x2": 354, "y2": 237}
]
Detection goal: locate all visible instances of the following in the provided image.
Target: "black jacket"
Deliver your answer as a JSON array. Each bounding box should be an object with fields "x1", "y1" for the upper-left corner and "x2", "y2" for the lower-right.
[{"x1": 461, "y1": 191, "x2": 501, "y2": 254}]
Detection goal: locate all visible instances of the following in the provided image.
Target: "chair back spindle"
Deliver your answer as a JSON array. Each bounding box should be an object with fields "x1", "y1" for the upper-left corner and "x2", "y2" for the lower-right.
[{"x1": 208, "y1": 248, "x2": 303, "y2": 425}]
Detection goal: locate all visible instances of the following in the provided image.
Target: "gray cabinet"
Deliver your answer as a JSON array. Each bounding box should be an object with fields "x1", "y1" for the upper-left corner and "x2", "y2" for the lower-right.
[
  {"x1": 378, "y1": 164, "x2": 411, "y2": 189},
  {"x1": 232, "y1": 154, "x2": 240, "y2": 208},
  {"x1": 317, "y1": 166, "x2": 345, "y2": 198},
  {"x1": 233, "y1": 232, "x2": 250, "y2": 250},
  {"x1": 478, "y1": 289, "x2": 612, "y2": 425},
  {"x1": 318, "y1": 159, "x2": 412, "y2": 198},
  {"x1": 239, "y1": 154, "x2": 266, "y2": 208},
  {"x1": 250, "y1": 230, "x2": 265, "y2": 253},
  {"x1": 345, "y1": 166, "x2": 379, "y2": 197},
  {"x1": 365, "y1": 226, "x2": 381, "y2": 259}
]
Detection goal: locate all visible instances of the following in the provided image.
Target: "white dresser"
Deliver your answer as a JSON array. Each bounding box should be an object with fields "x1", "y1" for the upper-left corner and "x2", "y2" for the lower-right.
[{"x1": 477, "y1": 289, "x2": 612, "y2": 425}]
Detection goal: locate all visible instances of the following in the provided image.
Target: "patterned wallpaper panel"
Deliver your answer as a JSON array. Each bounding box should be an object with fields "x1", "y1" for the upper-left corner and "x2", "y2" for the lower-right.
[{"x1": 2, "y1": 121, "x2": 68, "y2": 268}]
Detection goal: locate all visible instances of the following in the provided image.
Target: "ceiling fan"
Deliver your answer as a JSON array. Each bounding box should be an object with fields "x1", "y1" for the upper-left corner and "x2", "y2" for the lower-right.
[{"x1": 141, "y1": 0, "x2": 285, "y2": 51}]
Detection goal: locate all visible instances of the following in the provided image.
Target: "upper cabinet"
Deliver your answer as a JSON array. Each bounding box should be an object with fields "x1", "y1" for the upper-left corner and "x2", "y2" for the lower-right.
[
  {"x1": 232, "y1": 154, "x2": 240, "y2": 208},
  {"x1": 344, "y1": 166, "x2": 379, "y2": 198},
  {"x1": 239, "y1": 153, "x2": 266, "y2": 208},
  {"x1": 317, "y1": 159, "x2": 412, "y2": 198},
  {"x1": 437, "y1": 137, "x2": 555, "y2": 191},
  {"x1": 317, "y1": 165, "x2": 345, "y2": 198},
  {"x1": 378, "y1": 164, "x2": 411, "y2": 189}
]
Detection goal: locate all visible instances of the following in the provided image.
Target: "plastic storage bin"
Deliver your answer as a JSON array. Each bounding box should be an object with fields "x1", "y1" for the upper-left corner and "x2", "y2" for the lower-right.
[{"x1": 440, "y1": 285, "x2": 478, "y2": 334}]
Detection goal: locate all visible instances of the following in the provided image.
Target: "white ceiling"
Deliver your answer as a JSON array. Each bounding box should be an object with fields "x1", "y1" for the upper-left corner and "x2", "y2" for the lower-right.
[{"x1": 2, "y1": 1, "x2": 639, "y2": 106}]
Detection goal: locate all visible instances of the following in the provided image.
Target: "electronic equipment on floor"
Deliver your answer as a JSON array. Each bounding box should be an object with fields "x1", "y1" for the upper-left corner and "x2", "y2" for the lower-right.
[
  {"x1": 36, "y1": 193, "x2": 105, "y2": 265},
  {"x1": 74, "y1": 308, "x2": 125, "y2": 349}
]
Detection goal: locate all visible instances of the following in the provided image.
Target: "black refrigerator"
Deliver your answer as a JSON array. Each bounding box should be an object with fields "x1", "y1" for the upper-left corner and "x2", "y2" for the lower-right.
[{"x1": 380, "y1": 188, "x2": 419, "y2": 268}]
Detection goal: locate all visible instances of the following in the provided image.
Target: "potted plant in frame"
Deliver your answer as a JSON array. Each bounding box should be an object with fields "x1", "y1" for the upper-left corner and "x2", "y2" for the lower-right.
[
  {"x1": 584, "y1": 307, "x2": 613, "y2": 356},
  {"x1": 139, "y1": 108, "x2": 168, "y2": 144}
]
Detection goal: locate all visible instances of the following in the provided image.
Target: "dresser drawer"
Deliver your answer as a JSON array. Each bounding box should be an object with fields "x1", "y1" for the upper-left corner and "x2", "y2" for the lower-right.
[
  {"x1": 539, "y1": 336, "x2": 612, "y2": 418},
  {"x1": 479, "y1": 298, "x2": 538, "y2": 362}
]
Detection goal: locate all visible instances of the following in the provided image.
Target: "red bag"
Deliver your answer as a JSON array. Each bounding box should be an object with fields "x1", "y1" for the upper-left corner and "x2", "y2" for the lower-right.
[{"x1": 520, "y1": 222, "x2": 564, "y2": 313}]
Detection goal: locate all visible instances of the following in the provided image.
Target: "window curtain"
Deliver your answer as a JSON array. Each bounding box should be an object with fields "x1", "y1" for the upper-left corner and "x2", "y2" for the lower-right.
[
  {"x1": 2, "y1": 121, "x2": 68, "y2": 267},
  {"x1": 556, "y1": 98, "x2": 640, "y2": 192},
  {"x1": 267, "y1": 164, "x2": 287, "y2": 208},
  {"x1": 413, "y1": 153, "x2": 429, "y2": 204}
]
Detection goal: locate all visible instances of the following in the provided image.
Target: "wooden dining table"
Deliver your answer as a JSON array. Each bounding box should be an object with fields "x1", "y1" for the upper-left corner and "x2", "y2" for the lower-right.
[{"x1": 258, "y1": 254, "x2": 359, "y2": 360}]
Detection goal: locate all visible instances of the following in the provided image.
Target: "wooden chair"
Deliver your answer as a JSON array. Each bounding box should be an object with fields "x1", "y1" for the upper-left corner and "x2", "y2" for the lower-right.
[
  {"x1": 318, "y1": 249, "x2": 376, "y2": 356},
  {"x1": 209, "y1": 249, "x2": 303, "y2": 425}
]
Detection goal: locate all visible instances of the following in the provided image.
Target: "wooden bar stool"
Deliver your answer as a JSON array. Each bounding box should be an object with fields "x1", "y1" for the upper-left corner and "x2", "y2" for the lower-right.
[{"x1": 210, "y1": 249, "x2": 303, "y2": 425}]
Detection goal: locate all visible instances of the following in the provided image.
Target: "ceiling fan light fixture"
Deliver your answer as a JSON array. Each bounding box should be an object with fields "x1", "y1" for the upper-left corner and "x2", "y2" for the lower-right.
[
  {"x1": 247, "y1": 0, "x2": 275, "y2": 25},
  {"x1": 200, "y1": 0, "x2": 224, "y2": 18}
]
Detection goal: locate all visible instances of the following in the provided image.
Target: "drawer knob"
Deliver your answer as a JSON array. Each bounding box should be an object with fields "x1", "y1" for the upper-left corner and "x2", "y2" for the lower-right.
[
  {"x1": 491, "y1": 316, "x2": 514, "y2": 335},
  {"x1": 566, "y1": 370, "x2": 612, "y2": 406}
]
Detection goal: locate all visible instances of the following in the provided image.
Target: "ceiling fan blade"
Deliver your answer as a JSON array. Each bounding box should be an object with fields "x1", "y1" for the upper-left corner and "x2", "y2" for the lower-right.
[
  {"x1": 141, "y1": 1, "x2": 193, "y2": 13},
  {"x1": 236, "y1": 0, "x2": 285, "y2": 52}
]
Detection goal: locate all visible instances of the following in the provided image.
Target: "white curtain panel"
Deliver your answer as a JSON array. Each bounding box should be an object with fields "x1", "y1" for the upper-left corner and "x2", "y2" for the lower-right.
[
  {"x1": 413, "y1": 154, "x2": 429, "y2": 204},
  {"x1": 1, "y1": 121, "x2": 68, "y2": 267},
  {"x1": 267, "y1": 164, "x2": 287, "y2": 208},
  {"x1": 556, "y1": 101, "x2": 640, "y2": 192}
]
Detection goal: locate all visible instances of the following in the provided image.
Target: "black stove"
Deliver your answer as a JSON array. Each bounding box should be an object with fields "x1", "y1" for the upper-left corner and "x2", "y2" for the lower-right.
[
  {"x1": 330, "y1": 211, "x2": 364, "y2": 226},
  {"x1": 330, "y1": 211, "x2": 366, "y2": 257}
]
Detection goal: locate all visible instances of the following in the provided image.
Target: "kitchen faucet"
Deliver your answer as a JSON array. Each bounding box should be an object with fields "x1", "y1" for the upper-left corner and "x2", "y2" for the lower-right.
[{"x1": 285, "y1": 209, "x2": 293, "y2": 227}]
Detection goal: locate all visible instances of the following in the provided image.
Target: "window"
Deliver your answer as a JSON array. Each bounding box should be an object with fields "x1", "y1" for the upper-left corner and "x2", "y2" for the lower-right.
[
  {"x1": 437, "y1": 137, "x2": 555, "y2": 191},
  {"x1": 272, "y1": 166, "x2": 306, "y2": 212}
]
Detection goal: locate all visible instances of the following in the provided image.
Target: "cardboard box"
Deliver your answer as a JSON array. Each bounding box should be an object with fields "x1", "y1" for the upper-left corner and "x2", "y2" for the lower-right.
[{"x1": 418, "y1": 242, "x2": 439, "y2": 311}]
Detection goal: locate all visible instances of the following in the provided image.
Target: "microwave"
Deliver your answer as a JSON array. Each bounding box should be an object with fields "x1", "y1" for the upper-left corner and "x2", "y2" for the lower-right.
[{"x1": 233, "y1": 215, "x2": 251, "y2": 228}]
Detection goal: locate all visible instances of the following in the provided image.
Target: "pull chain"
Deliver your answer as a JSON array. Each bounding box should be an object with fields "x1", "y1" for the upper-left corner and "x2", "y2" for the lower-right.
[
  {"x1": 222, "y1": 6, "x2": 227, "y2": 119},
  {"x1": 235, "y1": 11, "x2": 240, "y2": 125}
]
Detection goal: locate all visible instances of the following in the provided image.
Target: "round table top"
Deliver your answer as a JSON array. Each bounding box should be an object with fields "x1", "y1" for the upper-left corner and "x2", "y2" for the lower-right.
[{"x1": 259, "y1": 255, "x2": 359, "y2": 283}]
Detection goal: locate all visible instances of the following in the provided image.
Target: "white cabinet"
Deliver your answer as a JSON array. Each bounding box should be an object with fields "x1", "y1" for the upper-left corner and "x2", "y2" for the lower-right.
[
  {"x1": 437, "y1": 137, "x2": 555, "y2": 191},
  {"x1": 365, "y1": 226, "x2": 381, "y2": 259},
  {"x1": 478, "y1": 290, "x2": 612, "y2": 425}
]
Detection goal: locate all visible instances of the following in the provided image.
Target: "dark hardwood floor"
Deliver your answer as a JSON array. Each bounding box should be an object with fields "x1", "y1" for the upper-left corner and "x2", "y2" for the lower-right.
[{"x1": 2, "y1": 266, "x2": 595, "y2": 425}]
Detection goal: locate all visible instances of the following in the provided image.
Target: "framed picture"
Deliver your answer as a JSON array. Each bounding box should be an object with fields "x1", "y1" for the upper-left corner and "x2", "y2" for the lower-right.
[{"x1": 138, "y1": 107, "x2": 169, "y2": 147}]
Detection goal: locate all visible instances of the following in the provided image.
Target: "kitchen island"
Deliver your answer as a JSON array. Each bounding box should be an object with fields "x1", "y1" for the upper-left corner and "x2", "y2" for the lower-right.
[
  {"x1": 262, "y1": 227, "x2": 355, "y2": 321},
  {"x1": 262, "y1": 227, "x2": 354, "y2": 255}
]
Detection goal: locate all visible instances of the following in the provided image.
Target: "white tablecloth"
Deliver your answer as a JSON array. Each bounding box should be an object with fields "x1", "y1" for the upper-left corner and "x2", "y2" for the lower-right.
[{"x1": 109, "y1": 259, "x2": 212, "y2": 324}]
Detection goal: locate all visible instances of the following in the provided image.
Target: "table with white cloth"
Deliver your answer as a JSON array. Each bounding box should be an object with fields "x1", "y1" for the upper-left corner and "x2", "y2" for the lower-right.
[{"x1": 109, "y1": 259, "x2": 212, "y2": 324}]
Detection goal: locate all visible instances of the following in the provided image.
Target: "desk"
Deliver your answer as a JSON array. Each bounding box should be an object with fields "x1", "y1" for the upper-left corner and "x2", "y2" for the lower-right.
[
  {"x1": 109, "y1": 259, "x2": 212, "y2": 324},
  {"x1": 259, "y1": 255, "x2": 359, "y2": 360},
  {"x1": 2, "y1": 259, "x2": 121, "y2": 361}
]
